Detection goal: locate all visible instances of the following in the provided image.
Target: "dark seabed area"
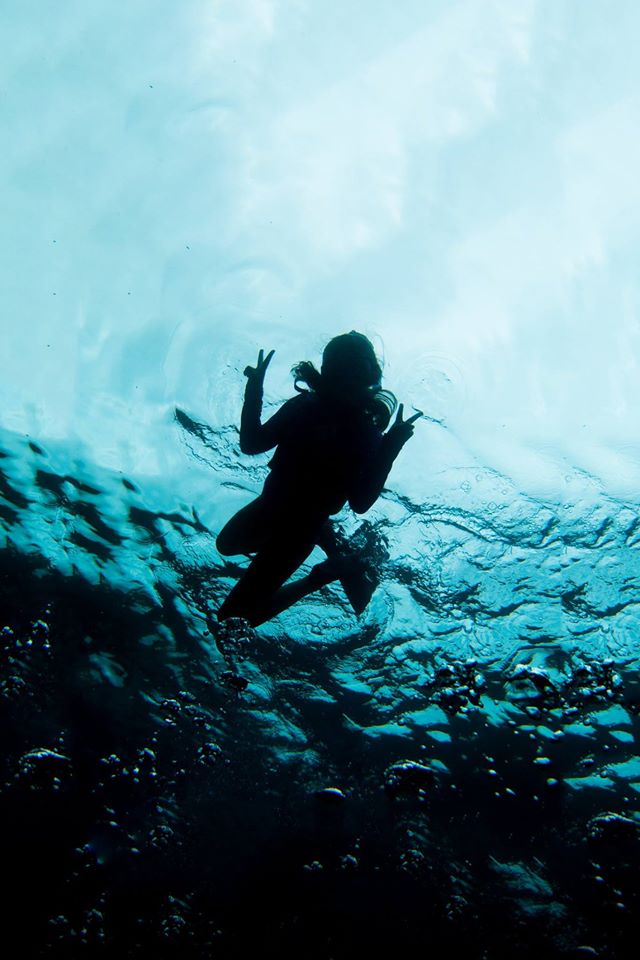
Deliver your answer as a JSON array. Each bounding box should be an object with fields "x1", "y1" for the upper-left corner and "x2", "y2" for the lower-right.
[{"x1": 1, "y1": 426, "x2": 640, "y2": 958}]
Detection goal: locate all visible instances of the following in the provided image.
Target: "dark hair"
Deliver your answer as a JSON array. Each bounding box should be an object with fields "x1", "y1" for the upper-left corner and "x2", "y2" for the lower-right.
[
  {"x1": 291, "y1": 359, "x2": 323, "y2": 394},
  {"x1": 291, "y1": 332, "x2": 396, "y2": 429}
]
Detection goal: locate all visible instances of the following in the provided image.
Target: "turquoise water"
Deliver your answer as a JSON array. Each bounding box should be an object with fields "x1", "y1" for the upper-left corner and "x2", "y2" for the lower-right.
[
  {"x1": 2, "y1": 2, "x2": 640, "y2": 955},
  {"x1": 1, "y1": 422, "x2": 639, "y2": 956}
]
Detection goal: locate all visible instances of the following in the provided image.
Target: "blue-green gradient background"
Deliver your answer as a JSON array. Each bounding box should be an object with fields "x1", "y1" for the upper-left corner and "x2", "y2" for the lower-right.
[{"x1": 1, "y1": 3, "x2": 640, "y2": 956}]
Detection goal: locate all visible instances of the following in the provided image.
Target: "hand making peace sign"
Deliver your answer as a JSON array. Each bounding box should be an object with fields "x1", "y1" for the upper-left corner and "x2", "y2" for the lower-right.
[
  {"x1": 386, "y1": 403, "x2": 422, "y2": 447},
  {"x1": 244, "y1": 349, "x2": 275, "y2": 388}
]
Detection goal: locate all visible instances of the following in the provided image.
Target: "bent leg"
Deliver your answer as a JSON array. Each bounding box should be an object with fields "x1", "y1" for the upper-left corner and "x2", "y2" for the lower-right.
[
  {"x1": 216, "y1": 497, "x2": 274, "y2": 557},
  {"x1": 218, "y1": 509, "x2": 356, "y2": 624},
  {"x1": 253, "y1": 552, "x2": 366, "y2": 624},
  {"x1": 218, "y1": 529, "x2": 319, "y2": 625},
  {"x1": 217, "y1": 517, "x2": 367, "y2": 627}
]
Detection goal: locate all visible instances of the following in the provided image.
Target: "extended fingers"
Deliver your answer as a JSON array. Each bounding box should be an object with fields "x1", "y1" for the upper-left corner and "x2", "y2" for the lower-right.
[
  {"x1": 256, "y1": 348, "x2": 275, "y2": 371},
  {"x1": 394, "y1": 404, "x2": 423, "y2": 427}
]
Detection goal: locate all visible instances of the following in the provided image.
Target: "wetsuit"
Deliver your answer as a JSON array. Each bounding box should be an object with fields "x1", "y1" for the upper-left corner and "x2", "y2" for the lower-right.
[{"x1": 216, "y1": 378, "x2": 406, "y2": 623}]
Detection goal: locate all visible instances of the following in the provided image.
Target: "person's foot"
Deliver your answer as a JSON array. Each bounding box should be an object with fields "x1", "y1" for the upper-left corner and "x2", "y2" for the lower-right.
[{"x1": 309, "y1": 553, "x2": 369, "y2": 588}]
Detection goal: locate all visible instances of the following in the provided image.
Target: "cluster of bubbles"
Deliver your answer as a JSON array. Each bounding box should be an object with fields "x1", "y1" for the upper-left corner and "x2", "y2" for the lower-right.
[{"x1": 1, "y1": 428, "x2": 639, "y2": 956}]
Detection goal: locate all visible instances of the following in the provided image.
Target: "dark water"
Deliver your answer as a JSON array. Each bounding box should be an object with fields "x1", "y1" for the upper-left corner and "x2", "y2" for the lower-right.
[{"x1": 1, "y1": 426, "x2": 639, "y2": 958}]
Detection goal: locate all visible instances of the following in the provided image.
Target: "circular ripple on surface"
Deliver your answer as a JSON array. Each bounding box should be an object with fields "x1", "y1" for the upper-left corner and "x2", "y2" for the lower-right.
[{"x1": 392, "y1": 352, "x2": 468, "y2": 424}]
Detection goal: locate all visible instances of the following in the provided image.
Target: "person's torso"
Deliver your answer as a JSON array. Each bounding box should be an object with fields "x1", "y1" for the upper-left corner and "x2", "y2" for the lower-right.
[{"x1": 265, "y1": 392, "x2": 378, "y2": 513}]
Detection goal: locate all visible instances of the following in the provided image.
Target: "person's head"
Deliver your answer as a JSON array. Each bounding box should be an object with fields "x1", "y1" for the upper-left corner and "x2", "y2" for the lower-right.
[
  {"x1": 320, "y1": 331, "x2": 382, "y2": 394},
  {"x1": 292, "y1": 331, "x2": 395, "y2": 422}
]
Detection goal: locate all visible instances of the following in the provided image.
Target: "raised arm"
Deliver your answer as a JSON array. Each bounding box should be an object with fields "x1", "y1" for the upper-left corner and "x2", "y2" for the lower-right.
[
  {"x1": 239, "y1": 348, "x2": 280, "y2": 454},
  {"x1": 349, "y1": 404, "x2": 422, "y2": 514}
]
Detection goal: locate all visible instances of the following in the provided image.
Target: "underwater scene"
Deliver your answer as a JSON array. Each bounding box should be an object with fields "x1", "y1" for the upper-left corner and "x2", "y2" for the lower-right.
[{"x1": 2, "y1": 2, "x2": 640, "y2": 957}]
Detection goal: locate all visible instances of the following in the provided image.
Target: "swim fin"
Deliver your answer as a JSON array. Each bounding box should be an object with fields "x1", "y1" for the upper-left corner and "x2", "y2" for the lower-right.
[
  {"x1": 318, "y1": 520, "x2": 388, "y2": 616},
  {"x1": 339, "y1": 561, "x2": 378, "y2": 615}
]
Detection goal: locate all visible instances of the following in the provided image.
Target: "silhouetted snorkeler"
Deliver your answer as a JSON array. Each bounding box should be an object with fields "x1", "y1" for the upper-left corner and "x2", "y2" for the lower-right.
[{"x1": 216, "y1": 332, "x2": 421, "y2": 627}]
